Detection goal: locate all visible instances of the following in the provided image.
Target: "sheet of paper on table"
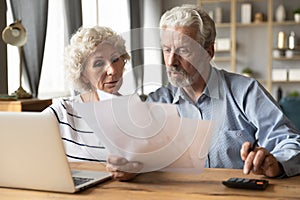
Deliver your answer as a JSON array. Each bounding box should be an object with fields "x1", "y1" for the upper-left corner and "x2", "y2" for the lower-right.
[{"x1": 74, "y1": 91, "x2": 214, "y2": 173}]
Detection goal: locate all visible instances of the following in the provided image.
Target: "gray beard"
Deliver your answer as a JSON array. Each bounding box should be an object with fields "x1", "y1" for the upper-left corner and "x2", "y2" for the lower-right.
[{"x1": 166, "y1": 66, "x2": 196, "y2": 88}]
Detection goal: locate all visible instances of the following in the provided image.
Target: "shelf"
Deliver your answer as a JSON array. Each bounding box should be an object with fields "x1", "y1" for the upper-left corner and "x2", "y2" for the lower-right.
[
  {"x1": 273, "y1": 56, "x2": 300, "y2": 61},
  {"x1": 272, "y1": 81, "x2": 300, "y2": 84},
  {"x1": 0, "y1": 98, "x2": 52, "y2": 112},
  {"x1": 258, "y1": 79, "x2": 267, "y2": 84},
  {"x1": 237, "y1": 0, "x2": 266, "y2": 2},
  {"x1": 212, "y1": 57, "x2": 231, "y2": 62},
  {"x1": 215, "y1": 49, "x2": 231, "y2": 53},
  {"x1": 273, "y1": 47, "x2": 300, "y2": 51},
  {"x1": 236, "y1": 22, "x2": 268, "y2": 27},
  {"x1": 198, "y1": 0, "x2": 300, "y2": 94},
  {"x1": 200, "y1": 0, "x2": 231, "y2": 3},
  {"x1": 272, "y1": 48, "x2": 300, "y2": 60},
  {"x1": 216, "y1": 23, "x2": 231, "y2": 28},
  {"x1": 272, "y1": 21, "x2": 300, "y2": 26}
]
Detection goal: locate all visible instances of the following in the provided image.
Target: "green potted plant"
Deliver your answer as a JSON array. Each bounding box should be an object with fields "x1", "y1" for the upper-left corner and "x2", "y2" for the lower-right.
[
  {"x1": 288, "y1": 91, "x2": 299, "y2": 98},
  {"x1": 242, "y1": 67, "x2": 253, "y2": 77},
  {"x1": 293, "y1": 8, "x2": 300, "y2": 22}
]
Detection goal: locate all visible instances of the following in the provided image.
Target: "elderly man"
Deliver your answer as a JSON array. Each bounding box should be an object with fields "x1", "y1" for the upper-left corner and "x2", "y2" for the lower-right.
[{"x1": 146, "y1": 4, "x2": 300, "y2": 178}]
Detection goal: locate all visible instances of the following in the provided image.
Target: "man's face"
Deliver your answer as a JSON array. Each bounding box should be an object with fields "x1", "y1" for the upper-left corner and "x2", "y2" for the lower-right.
[{"x1": 160, "y1": 26, "x2": 211, "y2": 88}]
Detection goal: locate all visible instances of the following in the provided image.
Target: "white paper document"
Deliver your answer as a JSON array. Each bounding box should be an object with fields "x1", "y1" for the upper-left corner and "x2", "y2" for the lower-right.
[{"x1": 74, "y1": 93, "x2": 214, "y2": 173}]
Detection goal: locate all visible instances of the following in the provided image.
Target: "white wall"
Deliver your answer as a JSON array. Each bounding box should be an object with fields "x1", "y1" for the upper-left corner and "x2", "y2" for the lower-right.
[{"x1": 162, "y1": 0, "x2": 198, "y2": 12}]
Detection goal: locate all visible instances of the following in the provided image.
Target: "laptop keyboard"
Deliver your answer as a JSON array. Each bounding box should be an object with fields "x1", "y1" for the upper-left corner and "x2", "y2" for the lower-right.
[{"x1": 73, "y1": 177, "x2": 94, "y2": 186}]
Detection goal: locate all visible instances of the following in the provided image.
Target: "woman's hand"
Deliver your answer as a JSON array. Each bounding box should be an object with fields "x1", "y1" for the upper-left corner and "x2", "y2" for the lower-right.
[
  {"x1": 240, "y1": 141, "x2": 283, "y2": 178},
  {"x1": 106, "y1": 155, "x2": 143, "y2": 181}
]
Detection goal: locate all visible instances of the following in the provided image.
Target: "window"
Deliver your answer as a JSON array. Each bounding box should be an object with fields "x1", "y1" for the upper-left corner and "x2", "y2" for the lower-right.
[
  {"x1": 82, "y1": 0, "x2": 135, "y2": 95},
  {"x1": 38, "y1": 1, "x2": 66, "y2": 98},
  {"x1": 6, "y1": 1, "x2": 66, "y2": 98},
  {"x1": 6, "y1": 0, "x2": 135, "y2": 98},
  {"x1": 6, "y1": 1, "x2": 28, "y2": 95}
]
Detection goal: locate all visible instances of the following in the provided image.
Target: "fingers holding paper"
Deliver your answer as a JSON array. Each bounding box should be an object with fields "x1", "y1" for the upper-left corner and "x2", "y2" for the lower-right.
[
  {"x1": 106, "y1": 155, "x2": 143, "y2": 181},
  {"x1": 240, "y1": 141, "x2": 283, "y2": 178}
]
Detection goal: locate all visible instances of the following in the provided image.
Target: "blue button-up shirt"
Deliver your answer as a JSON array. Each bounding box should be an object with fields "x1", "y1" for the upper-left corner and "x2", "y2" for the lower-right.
[{"x1": 147, "y1": 67, "x2": 300, "y2": 177}]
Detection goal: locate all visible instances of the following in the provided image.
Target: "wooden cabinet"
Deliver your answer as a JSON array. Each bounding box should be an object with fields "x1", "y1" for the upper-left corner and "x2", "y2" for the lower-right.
[
  {"x1": 198, "y1": 0, "x2": 300, "y2": 97},
  {"x1": 0, "y1": 98, "x2": 52, "y2": 112}
]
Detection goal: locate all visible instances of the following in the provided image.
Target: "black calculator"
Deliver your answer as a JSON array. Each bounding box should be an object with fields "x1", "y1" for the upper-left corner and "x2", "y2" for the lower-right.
[{"x1": 222, "y1": 177, "x2": 269, "y2": 190}]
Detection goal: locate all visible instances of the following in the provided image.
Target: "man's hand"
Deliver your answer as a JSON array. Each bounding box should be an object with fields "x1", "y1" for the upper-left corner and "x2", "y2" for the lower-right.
[
  {"x1": 240, "y1": 141, "x2": 283, "y2": 178},
  {"x1": 106, "y1": 155, "x2": 143, "y2": 181}
]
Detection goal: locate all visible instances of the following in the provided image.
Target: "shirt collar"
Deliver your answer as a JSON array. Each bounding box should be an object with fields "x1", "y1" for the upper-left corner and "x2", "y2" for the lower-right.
[
  {"x1": 172, "y1": 87, "x2": 191, "y2": 104},
  {"x1": 202, "y1": 66, "x2": 220, "y2": 100}
]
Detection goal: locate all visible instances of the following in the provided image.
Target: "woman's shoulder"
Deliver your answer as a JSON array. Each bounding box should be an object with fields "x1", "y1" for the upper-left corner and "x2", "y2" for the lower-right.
[
  {"x1": 53, "y1": 95, "x2": 82, "y2": 107},
  {"x1": 44, "y1": 95, "x2": 82, "y2": 115}
]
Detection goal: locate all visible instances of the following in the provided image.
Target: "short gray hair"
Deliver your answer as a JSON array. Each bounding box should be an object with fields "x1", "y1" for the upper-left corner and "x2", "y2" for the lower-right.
[
  {"x1": 159, "y1": 4, "x2": 216, "y2": 49},
  {"x1": 64, "y1": 26, "x2": 130, "y2": 92}
]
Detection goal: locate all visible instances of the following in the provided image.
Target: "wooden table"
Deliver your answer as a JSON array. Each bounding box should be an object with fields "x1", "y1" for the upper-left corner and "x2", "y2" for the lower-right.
[
  {"x1": 0, "y1": 98, "x2": 52, "y2": 112},
  {"x1": 0, "y1": 162, "x2": 299, "y2": 199}
]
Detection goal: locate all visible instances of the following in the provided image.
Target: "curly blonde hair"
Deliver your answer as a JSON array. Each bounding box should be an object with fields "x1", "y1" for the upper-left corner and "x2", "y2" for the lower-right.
[{"x1": 64, "y1": 26, "x2": 130, "y2": 92}]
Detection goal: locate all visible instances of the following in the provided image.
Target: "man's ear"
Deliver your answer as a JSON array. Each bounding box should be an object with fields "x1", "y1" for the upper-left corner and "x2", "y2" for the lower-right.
[{"x1": 206, "y1": 43, "x2": 215, "y2": 59}]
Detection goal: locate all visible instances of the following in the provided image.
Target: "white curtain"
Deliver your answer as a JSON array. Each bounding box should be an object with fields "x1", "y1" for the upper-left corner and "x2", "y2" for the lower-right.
[{"x1": 9, "y1": 0, "x2": 48, "y2": 97}]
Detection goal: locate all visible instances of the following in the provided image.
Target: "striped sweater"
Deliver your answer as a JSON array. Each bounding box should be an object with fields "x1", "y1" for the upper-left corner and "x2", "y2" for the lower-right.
[{"x1": 43, "y1": 95, "x2": 108, "y2": 163}]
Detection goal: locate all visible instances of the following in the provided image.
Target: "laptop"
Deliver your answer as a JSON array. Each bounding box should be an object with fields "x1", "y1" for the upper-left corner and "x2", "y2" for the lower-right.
[{"x1": 0, "y1": 111, "x2": 111, "y2": 193}]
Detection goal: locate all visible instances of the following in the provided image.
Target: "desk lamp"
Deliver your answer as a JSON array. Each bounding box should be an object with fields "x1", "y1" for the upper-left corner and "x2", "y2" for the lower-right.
[{"x1": 2, "y1": 20, "x2": 32, "y2": 99}]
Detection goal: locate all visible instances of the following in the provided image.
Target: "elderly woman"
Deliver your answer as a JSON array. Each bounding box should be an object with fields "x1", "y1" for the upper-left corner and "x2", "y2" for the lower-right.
[{"x1": 44, "y1": 26, "x2": 139, "y2": 181}]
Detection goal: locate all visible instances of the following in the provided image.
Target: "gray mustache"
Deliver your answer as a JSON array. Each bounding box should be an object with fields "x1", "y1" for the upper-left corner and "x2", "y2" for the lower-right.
[{"x1": 166, "y1": 66, "x2": 185, "y2": 74}]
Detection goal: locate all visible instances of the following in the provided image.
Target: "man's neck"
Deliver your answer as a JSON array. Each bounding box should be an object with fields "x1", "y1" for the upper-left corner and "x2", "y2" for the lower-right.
[
  {"x1": 182, "y1": 80, "x2": 206, "y2": 103},
  {"x1": 182, "y1": 67, "x2": 211, "y2": 103}
]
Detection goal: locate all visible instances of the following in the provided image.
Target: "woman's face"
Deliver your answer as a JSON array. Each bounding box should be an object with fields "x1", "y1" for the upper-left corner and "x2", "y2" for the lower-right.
[{"x1": 82, "y1": 42, "x2": 125, "y2": 94}]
